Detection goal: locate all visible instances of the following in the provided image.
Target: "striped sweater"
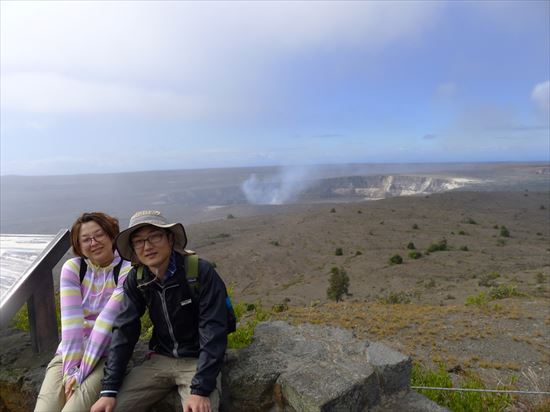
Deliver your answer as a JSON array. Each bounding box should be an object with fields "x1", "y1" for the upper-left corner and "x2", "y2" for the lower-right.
[{"x1": 56, "y1": 254, "x2": 131, "y2": 385}]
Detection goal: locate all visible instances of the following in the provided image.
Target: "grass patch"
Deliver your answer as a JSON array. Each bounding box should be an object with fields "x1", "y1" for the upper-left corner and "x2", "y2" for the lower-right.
[
  {"x1": 411, "y1": 363, "x2": 514, "y2": 411},
  {"x1": 228, "y1": 303, "x2": 270, "y2": 349},
  {"x1": 466, "y1": 284, "x2": 522, "y2": 307}
]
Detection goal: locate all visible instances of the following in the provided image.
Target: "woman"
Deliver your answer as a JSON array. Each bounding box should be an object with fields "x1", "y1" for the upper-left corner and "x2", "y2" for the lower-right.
[{"x1": 35, "y1": 212, "x2": 131, "y2": 412}]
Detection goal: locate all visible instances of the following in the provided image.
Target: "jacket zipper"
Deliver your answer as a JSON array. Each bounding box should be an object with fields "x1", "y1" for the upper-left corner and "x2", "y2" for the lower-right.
[{"x1": 158, "y1": 284, "x2": 180, "y2": 357}]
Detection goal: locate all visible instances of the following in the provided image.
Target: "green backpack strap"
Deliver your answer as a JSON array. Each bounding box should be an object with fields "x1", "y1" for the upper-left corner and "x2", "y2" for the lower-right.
[
  {"x1": 136, "y1": 265, "x2": 144, "y2": 281},
  {"x1": 186, "y1": 254, "x2": 200, "y2": 297}
]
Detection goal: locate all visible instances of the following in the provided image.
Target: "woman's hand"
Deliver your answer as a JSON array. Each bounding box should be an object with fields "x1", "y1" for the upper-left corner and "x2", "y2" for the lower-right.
[{"x1": 64, "y1": 376, "x2": 76, "y2": 401}]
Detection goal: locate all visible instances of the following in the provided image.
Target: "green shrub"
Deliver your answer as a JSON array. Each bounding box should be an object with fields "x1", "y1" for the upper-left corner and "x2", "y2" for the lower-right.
[
  {"x1": 407, "y1": 242, "x2": 416, "y2": 250},
  {"x1": 335, "y1": 247, "x2": 343, "y2": 256},
  {"x1": 270, "y1": 240, "x2": 280, "y2": 246},
  {"x1": 478, "y1": 272, "x2": 500, "y2": 287},
  {"x1": 226, "y1": 214, "x2": 235, "y2": 219},
  {"x1": 459, "y1": 245, "x2": 469, "y2": 251},
  {"x1": 412, "y1": 223, "x2": 419, "y2": 230},
  {"x1": 466, "y1": 217, "x2": 477, "y2": 225},
  {"x1": 389, "y1": 254, "x2": 403, "y2": 265},
  {"x1": 540, "y1": 204, "x2": 546, "y2": 210},
  {"x1": 465, "y1": 292, "x2": 490, "y2": 306},
  {"x1": 496, "y1": 239, "x2": 507, "y2": 247},
  {"x1": 355, "y1": 250, "x2": 362, "y2": 256},
  {"x1": 536, "y1": 272, "x2": 545, "y2": 283},
  {"x1": 489, "y1": 284, "x2": 521, "y2": 300},
  {"x1": 12, "y1": 293, "x2": 62, "y2": 332},
  {"x1": 378, "y1": 291, "x2": 411, "y2": 304},
  {"x1": 228, "y1": 304, "x2": 269, "y2": 349},
  {"x1": 357, "y1": 210, "x2": 362, "y2": 214},
  {"x1": 330, "y1": 208, "x2": 336, "y2": 213},
  {"x1": 409, "y1": 251, "x2": 422, "y2": 259},
  {"x1": 272, "y1": 303, "x2": 288, "y2": 313},
  {"x1": 458, "y1": 230, "x2": 467, "y2": 235},
  {"x1": 466, "y1": 284, "x2": 521, "y2": 307},
  {"x1": 427, "y1": 238, "x2": 448, "y2": 253},
  {"x1": 499, "y1": 226, "x2": 510, "y2": 238},
  {"x1": 327, "y1": 267, "x2": 350, "y2": 302}
]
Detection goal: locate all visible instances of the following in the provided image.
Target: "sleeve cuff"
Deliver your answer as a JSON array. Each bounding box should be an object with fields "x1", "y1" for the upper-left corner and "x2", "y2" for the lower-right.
[
  {"x1": 190, "y1": 388, "x2": 210, "y2": 397},
  {"x1": 100, "y1": 390, "x2": 118, "y2": 398}
]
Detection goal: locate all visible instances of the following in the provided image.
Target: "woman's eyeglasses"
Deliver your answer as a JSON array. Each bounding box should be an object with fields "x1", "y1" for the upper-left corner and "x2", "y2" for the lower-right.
[
  {"x1": 80, "y1": 231, "x2": 108, "y2": 247},
  {"x1": 131, "y1": 231, "x2": 166, "y2": 251}
]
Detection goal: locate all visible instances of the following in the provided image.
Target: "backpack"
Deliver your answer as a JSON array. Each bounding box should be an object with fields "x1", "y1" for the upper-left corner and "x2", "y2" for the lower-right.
[
  {"x1": 79, "y1": 258, "x2": 123, "y2": 285},
  {"x1": 136, "y1": 254, "x2": 237, "y2": 334}
]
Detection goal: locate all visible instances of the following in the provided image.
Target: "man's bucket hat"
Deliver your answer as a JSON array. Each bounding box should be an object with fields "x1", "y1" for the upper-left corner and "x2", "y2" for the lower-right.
[{"x1": 116, "y1": 210, "x2": 188, "y2": 264}]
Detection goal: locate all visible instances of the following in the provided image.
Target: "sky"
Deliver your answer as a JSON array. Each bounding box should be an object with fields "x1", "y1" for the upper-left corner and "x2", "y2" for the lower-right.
[{"x1": 1, "y1": 1, "x2": 549, "y2": 176}]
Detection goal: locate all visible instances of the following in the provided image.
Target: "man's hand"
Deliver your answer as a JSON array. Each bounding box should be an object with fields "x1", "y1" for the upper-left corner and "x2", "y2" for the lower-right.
[
  {"x1": 64, "y1": 376, "x2": 76, "y2": 401},
  {"x1": 90, "y1": 396, "x2": 116, "y2": 412},
  {"x1": 183, "y1": 394, "x2": 211, "y2": 412}
]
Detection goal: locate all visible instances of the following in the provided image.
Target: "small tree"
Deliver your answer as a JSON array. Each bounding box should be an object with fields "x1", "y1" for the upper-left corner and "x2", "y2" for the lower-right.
[
  {"x1": 327, "y1": 267, "x2": 350, "y2": 302},
  {"x1": 500, "y1": 226, "x2": 510, "y2": 238}
]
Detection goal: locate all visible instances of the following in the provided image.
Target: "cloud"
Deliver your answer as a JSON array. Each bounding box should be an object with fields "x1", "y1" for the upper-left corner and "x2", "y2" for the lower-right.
[
  {"x1": 531, "y1": 80, "x2": 550, "y2": 118},
  {"x1": 1, "y1": 72, "x2": 209, "y2": 116},
  {"x1": 456, "y1": 105, "x2": 518, "y2": 131},
  {"x1": 1, "y1": 2, "x2": 442, "y2": 117},
  {"x1": 423, "y1": 134, "x2": 437, "y2": 140},
  {"x1": 435, "y1": 82, "x2": 457, "y2": 99}
]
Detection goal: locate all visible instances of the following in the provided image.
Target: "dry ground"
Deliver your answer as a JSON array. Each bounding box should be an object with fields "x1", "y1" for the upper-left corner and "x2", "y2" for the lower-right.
[{"x1": 187, "y1": 191, "x2": 550, "y2": 391}]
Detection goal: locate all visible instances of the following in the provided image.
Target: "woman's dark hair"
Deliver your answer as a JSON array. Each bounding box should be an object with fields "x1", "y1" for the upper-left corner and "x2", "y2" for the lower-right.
[{"x1": 70, "y1": 212, "x2": 120, "y2": 258}]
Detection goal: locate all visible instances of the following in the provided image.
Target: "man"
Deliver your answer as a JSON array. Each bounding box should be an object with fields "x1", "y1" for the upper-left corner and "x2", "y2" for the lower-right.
[{"x1": 91, "y1": 210, "x2": 229, "y2": 412}]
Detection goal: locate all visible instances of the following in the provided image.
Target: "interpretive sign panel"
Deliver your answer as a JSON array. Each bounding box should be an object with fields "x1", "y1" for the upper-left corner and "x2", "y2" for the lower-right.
[{"x1": 0, "y1": 230, "x2": 70, "y2": 352}]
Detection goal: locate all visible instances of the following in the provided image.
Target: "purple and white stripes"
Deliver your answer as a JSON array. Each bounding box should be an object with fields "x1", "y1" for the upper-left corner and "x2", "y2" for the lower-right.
[{"x1": 57, "y1": 255, "x2": 130, "y2": 385}]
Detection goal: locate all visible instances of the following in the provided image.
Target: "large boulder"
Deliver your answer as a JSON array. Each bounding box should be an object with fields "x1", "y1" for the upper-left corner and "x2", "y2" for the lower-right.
[
  {"x1": 221, "y1": 321, "x2": 447, "y2": 412},
  {"x1": 0, "y1": 322, "x2": 447, "y2": 412}
]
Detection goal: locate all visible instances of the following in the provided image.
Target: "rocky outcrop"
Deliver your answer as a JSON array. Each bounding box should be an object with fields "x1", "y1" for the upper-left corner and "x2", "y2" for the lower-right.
[
  {"x1": 221, "y1": 321, "x2": 447, "y2": 411},
  {"x1": 301, "y1": 175, "x2": 480, "y2": 200},
  {"x1": 0, "y1": 322, "x2": 447, "y2": 412}
]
